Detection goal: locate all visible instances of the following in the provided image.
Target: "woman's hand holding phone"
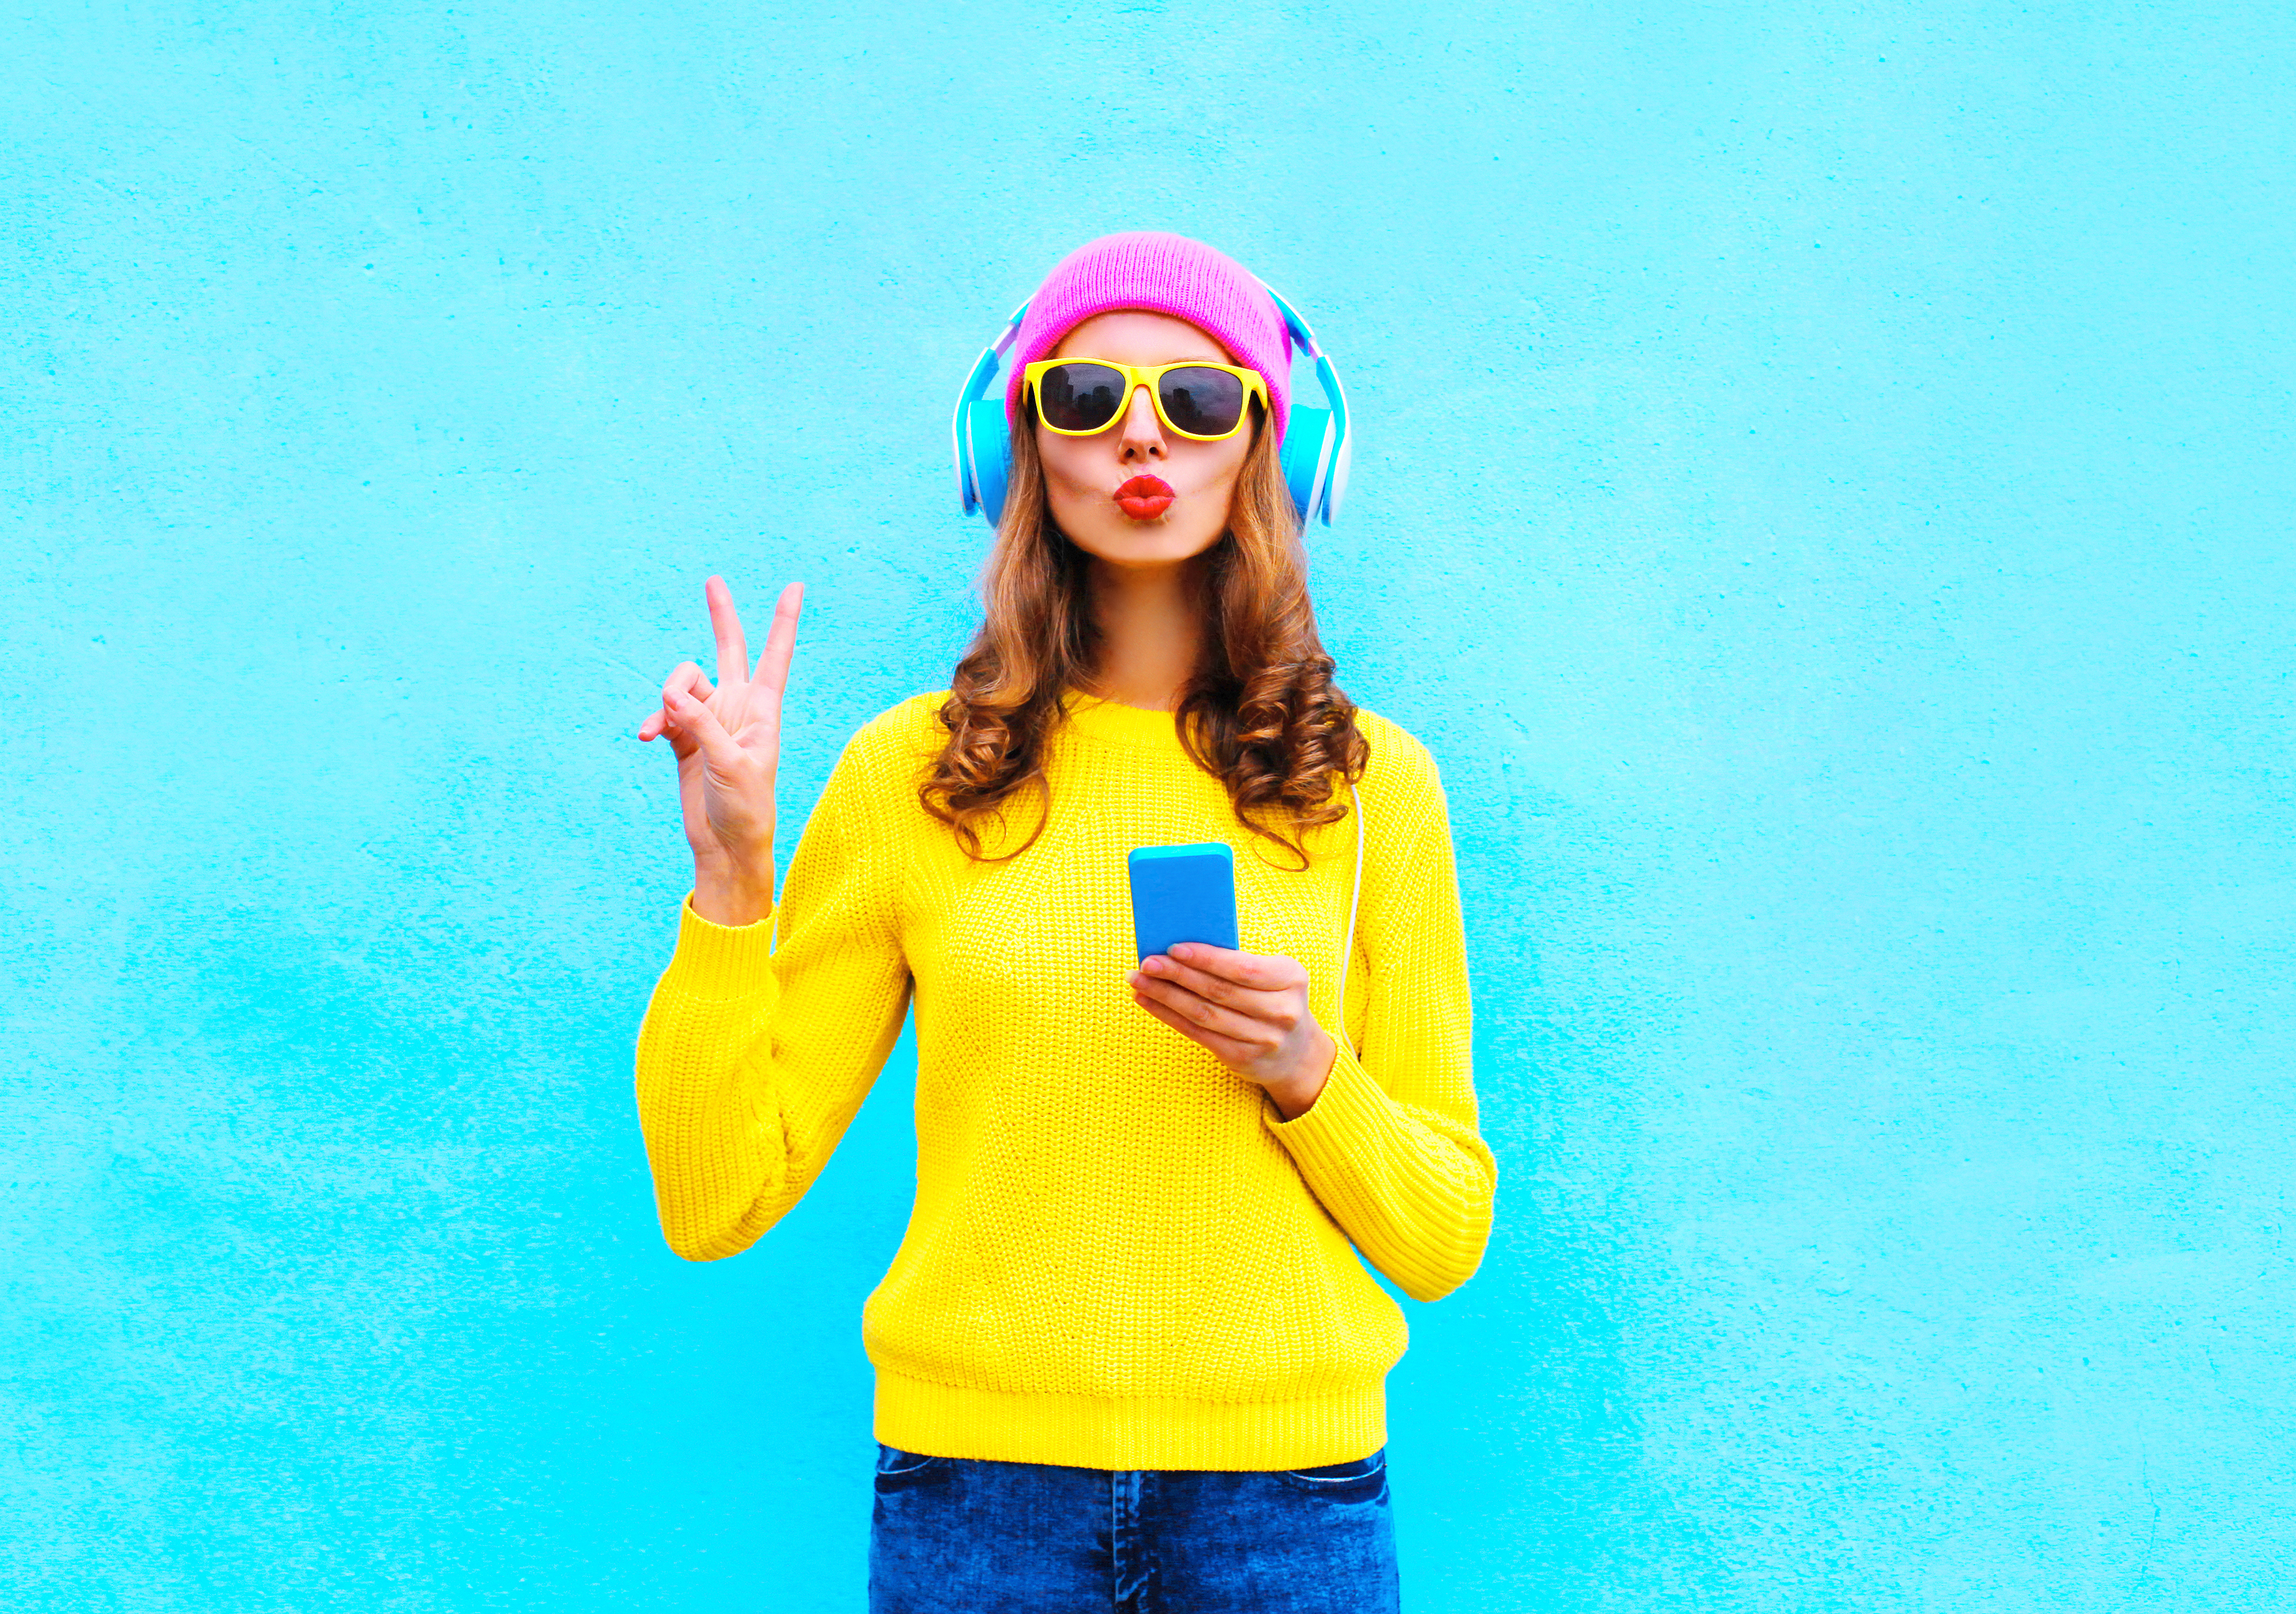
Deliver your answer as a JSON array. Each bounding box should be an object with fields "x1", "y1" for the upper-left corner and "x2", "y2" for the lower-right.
[
  {"x1": 1127, "y1": 946, "x2": 1338, "y2": 1121},
  {"x1": 637, "y1": 575, "x2": 804, "y2": 927}
]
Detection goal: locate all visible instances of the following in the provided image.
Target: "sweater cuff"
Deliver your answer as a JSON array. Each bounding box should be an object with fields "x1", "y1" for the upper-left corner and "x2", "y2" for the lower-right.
[
  {"x1": 1262, "y1": 1038, "x2": 1390, "y2": 1221},
  {"x1": 661, "y1": 890, "x2": 779, "y2": 1001}
]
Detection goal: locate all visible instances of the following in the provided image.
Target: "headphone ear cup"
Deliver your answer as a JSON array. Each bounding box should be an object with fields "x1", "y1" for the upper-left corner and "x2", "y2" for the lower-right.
[
  {"x1": 1279, "y1": 406, "x2": 1337, "y2": 525},
  {"x1": 1322, "y1": 414, "x2": 1352, "y2": 524},
  {"x1": 963, "y1": 400, "x2": 1012, "y2": 525},
  {"x1": 956, "y1": 403, "x2": 979, "y2": 516}
]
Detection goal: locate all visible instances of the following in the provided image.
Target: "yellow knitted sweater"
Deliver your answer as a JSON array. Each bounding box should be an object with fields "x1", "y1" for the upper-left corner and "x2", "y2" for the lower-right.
[{"x1": 633, "y1": 688, "x2": 1496, "y2": 1472}]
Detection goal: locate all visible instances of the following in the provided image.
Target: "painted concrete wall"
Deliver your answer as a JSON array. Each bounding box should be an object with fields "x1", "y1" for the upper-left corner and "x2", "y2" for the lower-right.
[{"x1": 6, "y1": 3, "x2": 2289, "y2": 1609}]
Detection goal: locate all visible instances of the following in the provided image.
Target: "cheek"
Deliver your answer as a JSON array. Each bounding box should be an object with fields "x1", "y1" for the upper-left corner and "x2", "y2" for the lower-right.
[
  {"x1": 1216, "y1": 435, "x2": 1253, "y2": 489},
  {"x1": 1170, "y1": 435, "x2": 1252, "y2": 500},
  {"x1": 1036, "y1": 441, "x2": 1101, "y2": 536},
  {"x1": 1036, "y1": 430, "x2": 1103, "y2": 502}
]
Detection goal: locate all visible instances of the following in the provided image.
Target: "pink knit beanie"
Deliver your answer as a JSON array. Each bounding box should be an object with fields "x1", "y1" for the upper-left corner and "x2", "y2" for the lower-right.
[{"x1": 1003, "y1": 232, "x2": 1295, "y2": 443}]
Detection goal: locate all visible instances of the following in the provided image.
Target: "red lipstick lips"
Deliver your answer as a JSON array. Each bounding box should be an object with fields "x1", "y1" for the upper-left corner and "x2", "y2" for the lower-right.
[{"x1": 1115, "y1": 475, "x2": 1176, "y2": 521}]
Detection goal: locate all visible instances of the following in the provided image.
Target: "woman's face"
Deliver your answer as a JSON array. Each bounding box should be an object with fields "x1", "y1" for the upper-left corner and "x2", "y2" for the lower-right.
[{"x1": 1034, "y1": 310, "x2": 1258, "y2": 570}]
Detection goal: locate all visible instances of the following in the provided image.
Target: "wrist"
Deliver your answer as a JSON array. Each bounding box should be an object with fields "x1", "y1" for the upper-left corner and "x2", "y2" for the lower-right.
[
  {"x1": 691, "y1": 850, "x2": 775, "y2": 927},
  {"x1": 1265, "y1": 1029, "x2": 1338, "y2": 1121}
]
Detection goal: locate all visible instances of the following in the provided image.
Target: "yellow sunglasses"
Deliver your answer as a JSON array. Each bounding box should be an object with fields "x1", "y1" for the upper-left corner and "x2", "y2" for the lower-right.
[{"x1": 1023, "y1": 357, "x2": 1270, "y2": 442}]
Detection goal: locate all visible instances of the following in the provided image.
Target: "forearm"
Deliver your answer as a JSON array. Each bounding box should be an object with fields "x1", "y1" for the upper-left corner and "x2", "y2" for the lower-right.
[
  {"x1": 634, "y1": 907, "x2": 790, "y2": 1261},
  {"x1": 1267, "y1": 1045, "x2": 1497, "y2": 1302},
  {"x1": 634, "y1": 850, "x2": 912, "y2": 1263}
]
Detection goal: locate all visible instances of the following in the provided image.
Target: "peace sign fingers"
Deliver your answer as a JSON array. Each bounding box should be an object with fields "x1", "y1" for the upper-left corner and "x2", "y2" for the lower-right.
[
  {"x1": 706, "y1": 574, "x2": 752, "y2": 691},
  {"x1": 640, "y1": 573, "x2": 803, "y2": 927},
  {"x1": 750, "y1": 580, "x2": 805, "y2": 700}
]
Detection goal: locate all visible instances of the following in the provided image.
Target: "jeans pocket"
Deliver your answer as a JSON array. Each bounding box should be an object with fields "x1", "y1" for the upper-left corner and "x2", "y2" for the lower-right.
[
  {"x1": 1277, "y1": 1447, "x2": 1388, "y2": 1500},
  {"x1": 874, "y1": 1442, "x2": 946, "y2": 1480}
]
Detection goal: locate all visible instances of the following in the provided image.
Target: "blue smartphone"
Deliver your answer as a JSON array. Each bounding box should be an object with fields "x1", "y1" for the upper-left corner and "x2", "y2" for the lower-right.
[{"x1": 1127, "y1": 843, "x2": 1239, "y2": 961}]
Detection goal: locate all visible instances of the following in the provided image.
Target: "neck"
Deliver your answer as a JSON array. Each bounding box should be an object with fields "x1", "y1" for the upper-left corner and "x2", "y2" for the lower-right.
[{"x1": 1083, "y1": 555, "x2": 1204, "y2": 712}]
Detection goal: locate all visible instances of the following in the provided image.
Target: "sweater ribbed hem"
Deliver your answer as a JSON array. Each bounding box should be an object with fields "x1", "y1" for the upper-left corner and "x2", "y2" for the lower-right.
[{"x1": 872, "y1": 1369, "x2": 1387, "y2": 1472}]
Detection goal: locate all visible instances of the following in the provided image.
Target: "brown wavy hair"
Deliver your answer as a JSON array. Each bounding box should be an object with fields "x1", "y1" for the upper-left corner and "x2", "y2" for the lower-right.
[{"x1": 922, "y1": 403, "x2": 1368, "y2": 867}]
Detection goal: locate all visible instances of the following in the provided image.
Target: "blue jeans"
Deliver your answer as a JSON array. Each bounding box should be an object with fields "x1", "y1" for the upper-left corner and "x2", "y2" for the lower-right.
[{"x1": 867, "y1": 1442, "x2": 1401, "y2": 1613}]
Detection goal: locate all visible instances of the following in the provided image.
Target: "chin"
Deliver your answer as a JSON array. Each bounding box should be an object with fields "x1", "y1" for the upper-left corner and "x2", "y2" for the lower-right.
[{"x1": 1057, "y1": 508, "x2": 1227, "y2": 567}]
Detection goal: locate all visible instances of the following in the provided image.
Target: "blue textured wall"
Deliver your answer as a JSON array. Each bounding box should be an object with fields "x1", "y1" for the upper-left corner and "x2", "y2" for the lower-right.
[{"x1": 6, "y1": 3, "x2": 2291, "y2": 1609}]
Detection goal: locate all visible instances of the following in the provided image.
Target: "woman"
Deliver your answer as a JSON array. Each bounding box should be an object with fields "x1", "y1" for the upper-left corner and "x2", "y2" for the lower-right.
[{"x1": 633, "y1": 232, "x2": 1496, "y2": 1613}]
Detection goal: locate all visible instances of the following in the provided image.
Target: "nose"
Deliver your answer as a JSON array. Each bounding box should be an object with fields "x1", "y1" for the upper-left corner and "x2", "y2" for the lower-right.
[{"x1": 1114, "y1": 383, "x2": 1168, "y2": 464}]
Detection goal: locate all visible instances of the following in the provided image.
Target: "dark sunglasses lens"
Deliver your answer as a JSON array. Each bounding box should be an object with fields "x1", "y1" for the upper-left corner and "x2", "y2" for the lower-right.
[
  {"x1": 1158, "y1": 368, "x2": 1247, "y2": 436},
  {"x1": 1036, "y1": 363, "x2": 1126, "y2": 432}
]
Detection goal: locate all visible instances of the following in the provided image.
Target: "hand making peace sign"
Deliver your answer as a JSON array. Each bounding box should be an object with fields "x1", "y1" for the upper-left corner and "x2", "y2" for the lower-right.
[{"x1": 637, "y1": 575, "x2": 804, "y2": 927}]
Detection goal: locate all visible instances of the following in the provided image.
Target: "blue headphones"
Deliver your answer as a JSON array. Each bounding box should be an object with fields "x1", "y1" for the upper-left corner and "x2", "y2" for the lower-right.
[{"x1": 952, "y1": 283, "x2": 1353, "y2": 530}]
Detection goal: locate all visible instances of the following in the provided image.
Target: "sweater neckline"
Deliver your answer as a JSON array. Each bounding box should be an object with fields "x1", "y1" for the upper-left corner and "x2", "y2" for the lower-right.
[{"x1": 1059, "y1": 688, "x2": 1187, "y2": 749}]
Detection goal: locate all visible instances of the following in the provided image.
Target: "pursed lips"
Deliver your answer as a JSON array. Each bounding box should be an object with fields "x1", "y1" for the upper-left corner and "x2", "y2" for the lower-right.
[{"x1": 1115, "y1": 475, "x2": 1176, "y2": 520}]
